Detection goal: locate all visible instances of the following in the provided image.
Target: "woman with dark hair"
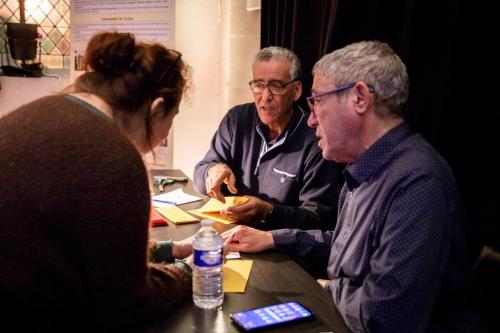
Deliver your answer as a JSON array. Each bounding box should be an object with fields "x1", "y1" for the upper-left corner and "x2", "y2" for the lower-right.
[{"x1": 0, "y1": 32, "x2": 193, "y2": 330}]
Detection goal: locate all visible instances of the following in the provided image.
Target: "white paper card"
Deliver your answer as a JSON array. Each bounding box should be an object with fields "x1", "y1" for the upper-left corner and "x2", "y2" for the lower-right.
[
  {"x1": 225, "y1": 251, "x2": 241, "y2": 260},
  {"x1": 152, "y1": 188, "x2": 203, "y2": 207}
]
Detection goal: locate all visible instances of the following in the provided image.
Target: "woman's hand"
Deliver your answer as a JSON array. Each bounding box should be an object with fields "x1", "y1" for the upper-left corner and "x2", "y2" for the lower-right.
[{"x1": 172, "y1": 236, "x2": 193, "y2": 259}]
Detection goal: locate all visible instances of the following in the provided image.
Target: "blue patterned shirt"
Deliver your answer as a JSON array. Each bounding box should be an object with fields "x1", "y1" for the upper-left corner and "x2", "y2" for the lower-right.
[{"x1": 272, "y1": 123, "x2": 483, "y2": 332}]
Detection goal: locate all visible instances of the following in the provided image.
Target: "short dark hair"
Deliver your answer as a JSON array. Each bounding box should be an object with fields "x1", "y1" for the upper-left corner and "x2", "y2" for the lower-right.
[{"x1": 254, "y1": 46, "x2": 302, "y2": 81}]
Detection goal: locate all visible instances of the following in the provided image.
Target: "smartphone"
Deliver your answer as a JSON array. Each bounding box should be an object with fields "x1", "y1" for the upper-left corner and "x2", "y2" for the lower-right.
[{"x1": 230, "y1": 301, "x2": 315, "y2": 331}]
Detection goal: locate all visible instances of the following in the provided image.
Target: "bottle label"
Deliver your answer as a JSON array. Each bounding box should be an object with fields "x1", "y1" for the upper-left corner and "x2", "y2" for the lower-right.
[{"x1": 194, "y1": 249, "x2": 222, "y2": 267}]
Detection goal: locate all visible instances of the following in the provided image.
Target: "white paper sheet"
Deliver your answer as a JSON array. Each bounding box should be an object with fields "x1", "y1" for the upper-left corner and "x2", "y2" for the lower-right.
[{"x1": 152, "y1": 188, "x2": 203, "y2": 207}]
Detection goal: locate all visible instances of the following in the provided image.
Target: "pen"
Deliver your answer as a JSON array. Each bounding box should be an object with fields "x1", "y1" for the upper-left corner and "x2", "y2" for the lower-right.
[
  {"x1": 153, "y1": 199, "x2": 177, "y2": 205},
  {"x1": 224, "y1": 231, "x2": 236, "y2": 247}
]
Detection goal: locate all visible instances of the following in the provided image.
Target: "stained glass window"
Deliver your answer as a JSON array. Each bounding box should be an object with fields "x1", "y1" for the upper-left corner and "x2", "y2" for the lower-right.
[{"x1": 0, "y1": 0, "x2": 71, "y2": 68}]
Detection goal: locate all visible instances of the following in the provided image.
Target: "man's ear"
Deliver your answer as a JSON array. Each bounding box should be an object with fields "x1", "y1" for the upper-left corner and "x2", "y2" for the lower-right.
[
  {"x1": 352, "y1": 82, "x2": 372, "y2": 115},
  {"x1": 293, "y1": 81, "x2": 303, "y2": 102},
  {"x1": 150, "y1": 97, "x2": 165, "y2": 117}
]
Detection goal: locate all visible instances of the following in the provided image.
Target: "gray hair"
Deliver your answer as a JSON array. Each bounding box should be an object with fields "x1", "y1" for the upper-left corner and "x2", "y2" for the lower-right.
[
  {"x1": 253, "y1": 46, "x2": 302, "y2": 81},
  {"x1": 313, "y1": 41, "x2": 409, "y2": 116}
]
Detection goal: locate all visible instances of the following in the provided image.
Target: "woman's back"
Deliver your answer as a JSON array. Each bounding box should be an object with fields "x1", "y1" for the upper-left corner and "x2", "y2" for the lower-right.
[{"x1": 0, "y1": 95, "x2": 191, "y2": 330}]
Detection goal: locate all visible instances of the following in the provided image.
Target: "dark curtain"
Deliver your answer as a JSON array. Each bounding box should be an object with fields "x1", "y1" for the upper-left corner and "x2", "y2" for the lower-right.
[
  {"x1": 262, "y1": 0, "x2": 499, "y2": 256},
  {"x1": 261, "y1": 0, "x2": 339, "y2": 107}
]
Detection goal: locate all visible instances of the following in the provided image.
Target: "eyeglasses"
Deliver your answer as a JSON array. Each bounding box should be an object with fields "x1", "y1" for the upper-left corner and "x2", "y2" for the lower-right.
[
  {"x1": 249, "y1": 79, "x2": 297, "y2": 95},
  {"x1": 306, "y1": 83, "x2": 375, "y2": 107},
  {"x1": 157, "y1": 49, "x2": 182, "y2": 83}
]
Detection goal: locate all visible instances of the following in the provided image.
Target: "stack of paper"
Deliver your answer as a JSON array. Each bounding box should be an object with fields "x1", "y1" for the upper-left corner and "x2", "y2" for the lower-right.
[
  {"x1": 152, "y1": 188, "x2": 203, "y2": 207},
  {"x1": 155, "y1": 205, "x2": 199, "y2": 224}
]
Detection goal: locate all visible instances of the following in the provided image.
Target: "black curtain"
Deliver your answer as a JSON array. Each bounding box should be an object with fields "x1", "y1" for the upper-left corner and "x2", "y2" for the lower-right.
[
  {"x1": 262, "y1": 0, "x2": 499, "y2": 256},
  {"x1": 261, "y1": 0, "x2": 339, "y2": 107}
]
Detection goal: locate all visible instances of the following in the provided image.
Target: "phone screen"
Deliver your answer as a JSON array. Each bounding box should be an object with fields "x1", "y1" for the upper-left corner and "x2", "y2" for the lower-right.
[{"x1": 230, "y1": 301, "x2": 314, "y2": 331}]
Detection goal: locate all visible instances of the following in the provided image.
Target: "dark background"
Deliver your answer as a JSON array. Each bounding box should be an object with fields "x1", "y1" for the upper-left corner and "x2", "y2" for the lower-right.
[{"x1": 261, "y1": 0, "x2": 499, "y2": 257}]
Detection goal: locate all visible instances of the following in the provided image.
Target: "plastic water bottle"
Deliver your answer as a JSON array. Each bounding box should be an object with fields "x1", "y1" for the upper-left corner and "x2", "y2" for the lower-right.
[{"x1": 192, "y1": 219, "x2": 224, "y2": 309}]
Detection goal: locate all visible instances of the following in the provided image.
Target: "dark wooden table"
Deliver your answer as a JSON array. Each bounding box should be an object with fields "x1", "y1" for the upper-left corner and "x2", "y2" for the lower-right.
[{"x1": 142, "y1": 170, "x2": 350, "y2": 333}]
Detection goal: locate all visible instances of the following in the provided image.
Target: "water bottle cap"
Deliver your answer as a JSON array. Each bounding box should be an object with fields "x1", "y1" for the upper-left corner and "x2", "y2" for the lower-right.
[{"x1": 200, "y1": 219, "x2": 215, "y2": 227}]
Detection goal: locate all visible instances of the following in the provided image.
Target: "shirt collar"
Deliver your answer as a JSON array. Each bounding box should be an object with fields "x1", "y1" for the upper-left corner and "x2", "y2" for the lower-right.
[
  {"x1": 65, "y1": 95, "x2": 114, "y2": 123},
  {"x1": 344, "y1": 122, "x2": 412, "y2": 190},
  {"x1": 255, "y1": 103, "x2": 305, "y2": 144}
]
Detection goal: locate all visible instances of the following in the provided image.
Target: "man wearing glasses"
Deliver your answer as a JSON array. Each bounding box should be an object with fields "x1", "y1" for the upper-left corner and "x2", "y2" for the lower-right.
[
  {"x1": 193, "y1": 46, "x2": 341, "y2": 231},
  {"x1": 223, "y1": 41, "x2": 484, "y2": 332}
]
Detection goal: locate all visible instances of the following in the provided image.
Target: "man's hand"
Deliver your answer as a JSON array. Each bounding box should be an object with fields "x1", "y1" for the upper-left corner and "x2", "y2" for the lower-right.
[
  {"x1": 206, "y1": 163, "x2": 238, "y2": 202},
  {"x1": 220, "y1": 195, "x2": 272, "y2": 223},
  {"x1": 172, "y1": 236, "x2": 193, "y2": 259},
  {"x1": 221, "y1": 225, "x2": 274, "y2": 253}
]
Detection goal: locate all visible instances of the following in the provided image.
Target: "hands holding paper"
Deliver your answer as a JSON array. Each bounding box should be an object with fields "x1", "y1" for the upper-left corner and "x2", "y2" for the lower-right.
[
  {"x1": 220, "y1": 196, "x2": 273, "y2": 224},
  {"x1": 206, "y1": 163, "x2": 238, "y2": 202},
  {"x1": 205, "y1": 164, "x2": 274, "y2": 224},
  {"x1": 221, "y1": 225, "x2": 275, "y2": 253}
]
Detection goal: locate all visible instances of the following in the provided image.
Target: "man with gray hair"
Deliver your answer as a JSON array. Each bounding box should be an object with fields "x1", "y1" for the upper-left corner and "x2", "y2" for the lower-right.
[
  {"x1": 223, "y1": 41, "x2": 484, "y2": 332},
  {"x1": 193, "y1": 46, "x2": 341, "y2": 230}
]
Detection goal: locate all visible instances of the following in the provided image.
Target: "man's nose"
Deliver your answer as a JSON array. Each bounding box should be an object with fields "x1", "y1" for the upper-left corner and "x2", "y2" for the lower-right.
[
  {"x1": 307, "y1": 109, "x2": 317, "y2": 128},
  {"x1": 262, "y1": 86, "x2": 274, "y2": 99}
]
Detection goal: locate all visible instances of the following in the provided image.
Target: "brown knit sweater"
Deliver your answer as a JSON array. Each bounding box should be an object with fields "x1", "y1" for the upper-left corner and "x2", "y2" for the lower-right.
[{"x1": 0, "y1": 95, "x2": 191, "y2": 331}]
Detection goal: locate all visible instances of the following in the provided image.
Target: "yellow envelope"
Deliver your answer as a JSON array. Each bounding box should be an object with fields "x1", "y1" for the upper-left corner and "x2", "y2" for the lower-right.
[
  {"x1": 188, "y1": 196, "x2": 248, "y2": 224},
  {"x1": 223, "y1": 259, "x2": 253, "y2": 293},
  {"x1": 155, "y1": 206, "x2": 199, "y2": 224},
  {"x1": 201, "y1": 196, "x2": 249, "y2": 212},
  {"x1": 187, "y1": 210, "x2": 234, "y2": 224}
]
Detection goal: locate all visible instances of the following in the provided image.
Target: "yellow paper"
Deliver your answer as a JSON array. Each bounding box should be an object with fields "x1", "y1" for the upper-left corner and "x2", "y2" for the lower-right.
[
  {"x1": 155, "y1": 206, "x2": 199, "y2": 224},
  {"x1": 201, "y1": 196, "x2": 248, "y2": 212},
  {"x1": 223, "y1": 259, "x2": 253, "y2": 293},
  {"x1": 188, "y1": 209, "x2": 236, "y2": 224},
  {"x1": 188, "y1": 196, "x2": 248, "y2": 224}
]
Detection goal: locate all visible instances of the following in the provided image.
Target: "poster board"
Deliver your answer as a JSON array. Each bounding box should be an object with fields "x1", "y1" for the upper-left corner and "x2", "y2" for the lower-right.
[
  {"x1": 70, "y1": 0, "x2": 175, "y2": 168},
  {"x1": 70, "y1": 0, "x2": 174, "y2": 74}
]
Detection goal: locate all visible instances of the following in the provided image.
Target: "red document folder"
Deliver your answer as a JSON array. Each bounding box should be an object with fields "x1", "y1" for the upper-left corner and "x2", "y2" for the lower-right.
[{"x1": 150, "y1": 209, "x2": 168, "y2": 227}]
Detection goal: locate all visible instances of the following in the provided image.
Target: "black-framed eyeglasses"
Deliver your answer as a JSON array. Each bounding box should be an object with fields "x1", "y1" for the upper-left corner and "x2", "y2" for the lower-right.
[
  {"x1": 249, "y1": 79, "x2": 298, "y2": 95},
  {"x1": 157, "y1": 49, "x2": 182, "y2": 83},
  {"x1": 306, "y1": 83, "x2": 375, "y2": 107}
]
